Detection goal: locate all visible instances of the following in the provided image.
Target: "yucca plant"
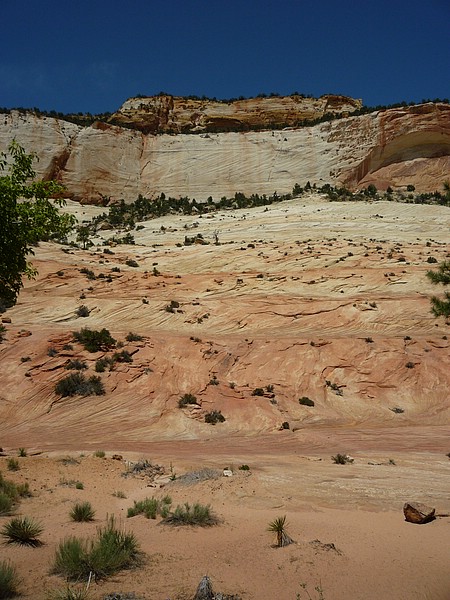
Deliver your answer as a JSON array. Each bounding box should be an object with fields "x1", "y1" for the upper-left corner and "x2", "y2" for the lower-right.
[
  {"x1": 1, "y1": 516, "x2": 43, "y2": 546},
  {"x1": 70, "y1": 502, "x2": 95, "y2": 522},
  {"x1": 268, "y1": 515, "x2": 294, "y2": 548},
  {"x1": 47, "y1": 585, "x2": 90, "y2": 600},
  {"x1": 0, "y1": 560, "x2": 21, "y2": 599}
]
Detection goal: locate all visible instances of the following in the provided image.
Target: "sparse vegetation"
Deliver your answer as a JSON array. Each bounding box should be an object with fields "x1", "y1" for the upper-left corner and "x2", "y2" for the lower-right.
[
  {"x1": 204, "y1": 410, "x2": 225, "y2": 424},
  {"x1": 426, "y1": 261, "x2": 450, "y2": 318},
  {"x1": 125, "y1": 332, "x2": 143, "y2": 342},
  {"x1": 127, "y1": 495, "x2": 172, "y2": 519},
  {"x1": 93, "y1": 450, "x2": 105, "y2": 458},
  {"x1": 162, "y1": 502, "x2": 219, "y2": 526},
  {"x1": 251, "y1": 387, "x2": 265, "y2": 396},
  {"x1": 52, "y1": 515, "x2": 142, "y2": 581},
  {"x1": 17, "y1": 448, "x2": 27, "y2": 458},
  {"x1": 65, "y1": 359, "x2": 87, "y2": 371},
  {"x1": 0, "y1": 560, "x2": 21, "y2": 599},
  {"x1": 72, "y1": 328, "x2": 116, "y2": 352},
  {"x1": 299, "y1": 396, "x2": 315, "y2": 407},
  {"x1": 75, "y1": 305, "x2": 90, "y2": 318},
  {"x1": 47, "y1": 584, "x2": 90, "y2": 600},
  {"x1": 70, "y1": 502, "x2": 95, "y2": 522},
  {"x1": 6, "y1": 459, "x2": 19, "y2": 472},
  {"x1": 1, "y1": 516, "x2": 43, "y2": 546},
  {"x1": 55, "y1": 373, "x2": 105, "y2": 397},
  {"x1": 268, "y1": 515, "x2": 294, "y2": 547},
  {"x1": 331, "y1": 454, "x2": 354, "y2": 465},
  {"x1": 178, "y1": 393, "x2": 198, "y2": 408},
  {"x1": 112, "y1": 491, "x2": 127, "y2": 499}
]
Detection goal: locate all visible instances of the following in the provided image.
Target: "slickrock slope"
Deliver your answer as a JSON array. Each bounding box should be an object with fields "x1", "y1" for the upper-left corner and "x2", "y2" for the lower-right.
[
  {"x1": 1, "y1": 100, "x2": 449, "y2": 202},
  {"x1": 0, "y1": 197, "x2": 448, "y2": 450}
]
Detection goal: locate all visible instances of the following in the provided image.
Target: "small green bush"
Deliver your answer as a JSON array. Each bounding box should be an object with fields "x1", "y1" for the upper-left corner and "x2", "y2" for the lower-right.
[
  {"x1": 127, "y1": 496, "x2": 172, "y2": 520},
  {"x1": 331, "y1": 454, "x2": 353, "y2": 465},
  {"x1": 17, "y1": 448, "x2": 27, "y2": 457},
  {"x1": 72, "y1": 328, "x2": 116, "y2": 352},
  {"x1": 125, "y1": 259, "x2": 139, "y2": 268},
  {"x1": 70, "y1": 502, "x2": 95, "y2": 522},
  {"x1": 52, "y1": 515, "x2": 142, "y2": 581},
  {"x1": 0, "y1": 560, "x2": 21, "y2": 599},
  {"x1": 65, "y1": 359, "x2": 87, "y2": 371},
  {"x1": 112, "y1": 350, "x2": 133, "y2": 363},
  {"x1": 93, "y1": 450, "x2": 105, "y2": 458},
  {"x1": 162, "y1": 502, "x2": 218, "y2": 527},
  {"x1": 6, "y1": 459, "x2": 19, "y2": 472},
  {"x1": 75, "y1": 305, "x2": 90, "y2": 318},
  {"x1": 1, "y1": 516, "x2": 43, "y2": 546},
  {"x1": 125, "y1": 332, "x2": 143, "y2": 342},
  {"x1": 238, "y1": 464, "x2": 250, "y2": 471},
  {"x1": 299, "y1": 396, "x2": 315, "y2": 407},
  {"x1": 178, "y1": 393, "x2": 198, "y2": 408},
  {"x1": 0, "y1": 493, "x2": 14, "y2": 516},
  {"x1": 204, "y1": 410, "x2": 225, "y2": 425},
  {"x1": 55, "y1": 373, "x2": 105, "y2": 397},
  {"x1": 251, "y1": 387, "x2": 265, "y2": 396}
]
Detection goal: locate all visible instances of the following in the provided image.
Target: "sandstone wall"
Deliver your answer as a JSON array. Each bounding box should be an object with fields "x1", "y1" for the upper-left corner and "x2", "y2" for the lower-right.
[{"x1": 0, "y1": 102, "x2": 449, "y2": 202}]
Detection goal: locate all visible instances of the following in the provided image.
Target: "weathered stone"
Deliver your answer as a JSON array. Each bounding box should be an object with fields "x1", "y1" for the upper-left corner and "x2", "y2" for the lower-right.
[
  {"x1": 0, "y1": 99, "x2": 448, "y2": 203},
  {"x1": 403, "y1": 502, "x2": 436, "y2": 524}
]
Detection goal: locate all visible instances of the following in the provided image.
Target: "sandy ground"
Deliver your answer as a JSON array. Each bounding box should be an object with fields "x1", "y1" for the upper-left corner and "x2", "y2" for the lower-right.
[{"x1": 0, "y1": 196, "x2": 449, "y2": 599}]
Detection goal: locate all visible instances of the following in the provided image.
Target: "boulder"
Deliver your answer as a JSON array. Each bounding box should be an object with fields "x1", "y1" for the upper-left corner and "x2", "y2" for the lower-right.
[{"x1": 403, "y1": 502, "x2": 435, "y2": 524}]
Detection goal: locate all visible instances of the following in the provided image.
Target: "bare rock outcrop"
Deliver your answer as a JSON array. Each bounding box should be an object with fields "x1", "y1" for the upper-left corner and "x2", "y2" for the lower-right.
[{"x1": 0, "y1": 98, "x2": 449, "y2": 202}]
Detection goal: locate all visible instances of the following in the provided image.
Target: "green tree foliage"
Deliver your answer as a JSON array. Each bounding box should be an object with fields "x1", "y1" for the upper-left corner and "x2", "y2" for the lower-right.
[
  {"x1": 427, "y1": 261, "x2": 450, "y2": 318},
  {"x1": 0, "y1": 141, "x2": 75, "y2": 309}
]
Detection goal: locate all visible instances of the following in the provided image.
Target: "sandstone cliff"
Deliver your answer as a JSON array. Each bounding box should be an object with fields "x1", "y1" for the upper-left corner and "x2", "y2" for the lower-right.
[
  {"x1": 0, "y1": 98, "x2": 449, "y2": 203},
  {"x1": 109, "y1": 93, "x2": 362, "y2": 133}
]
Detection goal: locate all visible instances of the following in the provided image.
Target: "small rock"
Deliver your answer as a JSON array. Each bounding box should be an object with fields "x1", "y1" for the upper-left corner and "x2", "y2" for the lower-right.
[
  {"x1": 403, "y1": 502, "x2": 435, "y2": 524},
  {"x1": 1, "y1": 317, "x2": 11, "y2": 323},
  {"x1": 223, "y1": 469, "x2": 233, "y2": 477}
]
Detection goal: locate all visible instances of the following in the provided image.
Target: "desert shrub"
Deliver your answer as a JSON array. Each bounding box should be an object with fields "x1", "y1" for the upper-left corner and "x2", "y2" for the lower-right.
[
  {"x1": 94, "y1": 357, "x2": 114, "y2": 372},
  {"x1": 16, "y1": 483, "x2": 32, "y2": 498},
  {"x1": 299, "y1": 396, "x2": 315, "y2": 407},
  {"x1": 70, "y1": 502, "x2": 95, "y2": 522},
  {"x1": 6, "y1": 459, "x2": 19, "y2": 472},
  {"x1": 127, "y1": 495, "x2": 172, "y2": 520},
  {"x1": 20, "y1": 356, "x2": 31, "y2": 363},
  {"x1": 1, "y1": 516, "x2": 43, "y2": 546},
  {"x1": 405, "y1": 361, "x2": 415, "y2": 369},
  {"x1": 55, "y1": 373, "x2": 105, "y2": 397},
  {"x1": 75, "y1": 305, "x2": 90, "y2": 318},
  {"x1": 251, "y1": 387, "x2": 265, "y2": 396},
  {"x1": 331, "y1": 454, "x2": 353, "y2": 465},
  {"x1": 47, "y1": 584, "x2": 90, "y2": 600},
  {"x1": 72, "y1": 328, "x2": 116, "y2": 352},
  {"x1": 48, "y1": 347, "x2": 58, "y2": 357},
  {"x1": 390, "y1": 406, "x2": 405, "y2": 414},
  {"x1": 165, "y1": 300, "x2": 180, "y2": 313},
  {"x1": 93, "y1": 450, "x2": 105, "y2": 458},
  {"x1": 162, "y1": 502, "x2": 218, "y2": 526},
  {"x1": 75, "y1": 482, "x2": 84, "y2": 490},
  {"x1": 204, "y1": 410, "x2": 225, "y2": 424},
  {"x1": 178, "y1": 393, "x2": 198, "y2": 408},
  {"x1": 238, "y1": 464, "x2": 250, "y2": 471},
  {"x1": 0, "y1": 560, "x2": 21, "y2": 599},
  {"x1": 17, "y1": 448, "x2": 27, "y2": 457},
  {"x1": 112, "y1": 350, "x2": 132, "y2": 363},
  {"x1": 112, "y1": 491, "x2": 126, "y2": 499},
  {"x1": 0, "y1": 493, "x2": 14, "y2": 516},
  {"x1": 125, "y1": 332, "x2": 143, "y2": 342},
  {"x1": 79, "y1": 268, "x2": 96, "y2": 280},
  {"x1": 65, "y1": 359, "x2": 87, "y2": 371},
  {"x1": 281, "y1": 421, "x2": 290, "y2": 429},
  {"x1": 125, "y1": 259, "x2": 138, "y2": 268},
  {"x1": 52, "y1": 516, "x2": 142, "y2": 581}
]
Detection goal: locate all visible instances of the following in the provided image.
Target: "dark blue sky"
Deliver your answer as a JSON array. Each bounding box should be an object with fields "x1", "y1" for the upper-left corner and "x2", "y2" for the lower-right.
[{"x1": 1, "y1": 0, "x2": 449, "y2": 114}]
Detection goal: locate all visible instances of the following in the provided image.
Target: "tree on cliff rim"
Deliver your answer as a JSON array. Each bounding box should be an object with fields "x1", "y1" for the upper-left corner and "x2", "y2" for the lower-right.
[{"x1": 0, "y1": 141, "x2": 75, "y2": 310}]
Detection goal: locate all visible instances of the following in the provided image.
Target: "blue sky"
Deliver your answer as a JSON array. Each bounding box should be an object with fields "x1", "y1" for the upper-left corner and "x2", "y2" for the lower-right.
[{"x1": 1, "y1": 0, "x2": 449, "y2": 114}]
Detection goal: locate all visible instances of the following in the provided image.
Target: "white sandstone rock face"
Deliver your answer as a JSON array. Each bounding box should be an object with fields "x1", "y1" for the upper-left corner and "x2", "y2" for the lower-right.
[{"x1": 0, "y1": 103, "x2": 448, "y2": 202}]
